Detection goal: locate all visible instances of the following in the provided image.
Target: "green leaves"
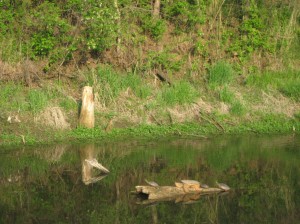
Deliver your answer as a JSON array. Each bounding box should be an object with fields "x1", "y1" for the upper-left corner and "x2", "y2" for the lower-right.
[
  {"x1": 31, "y1": 32, "x2": 55, "y2": 57},
  {"x1": 163, "y1": 0, "x2": 207, "y2": 32},
  {"x1": 82, "y1": 1, "x2": 118, "y2": 53}
]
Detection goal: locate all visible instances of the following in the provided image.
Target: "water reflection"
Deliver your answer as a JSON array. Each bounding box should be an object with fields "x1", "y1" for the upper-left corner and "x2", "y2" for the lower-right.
[
  {"x1": 0, "y1": 134, "x2": 299, "y2": 223},
  {"x1": 80, "y1": 144, "x2": 109, "y2": 185}
]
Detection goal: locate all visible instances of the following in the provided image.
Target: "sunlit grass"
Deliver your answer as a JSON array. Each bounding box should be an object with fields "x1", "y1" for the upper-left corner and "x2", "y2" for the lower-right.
[
  {"x1": 157, "y1": 81, "x2": 199, "y2": 106},
  {"x1": 94, "y1": 66, "x2": 152, "y2": 105},
  {"x1": 230, "y1": 101, "x2": 246, "y2": 116},
  {"x1": 218, "y1": 86, "x2": 235, "y2": 104},
  {"x1": 246, "y1": 70, "x2": 300, "y2": 101},
  {"x1": 208, "y1": 61, "x2": 235, "y2": 87}
]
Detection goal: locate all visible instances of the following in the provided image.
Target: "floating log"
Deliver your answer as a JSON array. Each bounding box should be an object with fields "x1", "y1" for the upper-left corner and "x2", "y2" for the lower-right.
[
  {"x1": 78, "y1": 86, "x2": 95, "y2": 128},
  {"x1": 135, "y1": 183, "x2": 223, "y2": 200}
]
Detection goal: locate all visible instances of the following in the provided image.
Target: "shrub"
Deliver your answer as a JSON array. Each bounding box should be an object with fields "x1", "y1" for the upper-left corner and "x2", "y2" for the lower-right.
[
  {"x1": 163, "y1": 0, "x2": 207, "y2": 32},
  {"x1": 82, "y1": 1, "x2": 118, "y2": 53},
  {"x1": 0, "y1": 6, "x2": 13, "y2": 36},
  {"x1": 147, "y1": 50, "x2": 182, "y2": 72},
  {"x1": 31, "y1": 32, "x2": 55, "y2": 57},
  {"x1": 141, "y1": 16, "x2": 166, "y2": 41}
]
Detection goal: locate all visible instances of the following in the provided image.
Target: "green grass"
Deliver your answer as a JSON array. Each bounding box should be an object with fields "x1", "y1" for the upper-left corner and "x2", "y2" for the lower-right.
[
  {"x1": 1, "y1": 114, "x2": 299, "y2": 147},
  {"x1": 95, "y1": 66, "x2": 152, "y2": 104},
  {"x1": 279, "y1": 81, "x2": 300, "y2": 102},
  {"x1": 246, "y1": 70, "x2": 300, "y2": 101},
  {"x1": 28, "y1": 89, "x2": 50, "y2": 113},
  {"x1": 208, "y1": 61, "x2": 235, "y2": 87},
  {"x1": 157, "y1": 81, "x2": 199, "y2": 106},
  {"x1": 219, "y1": 86, "x2": 235, "y2": 103},
  {"x1": 0, "y1": 82, "x2": 26, "y2": 111},
  {"x1": 230, "y1": 101, "x2": 246, "y2": 116},
  {"x1": 59, "y1": 98, "x2": 77, "y2": 111}
]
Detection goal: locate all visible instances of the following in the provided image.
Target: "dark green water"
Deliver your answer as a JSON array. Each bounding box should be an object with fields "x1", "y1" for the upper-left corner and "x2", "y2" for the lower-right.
[{"x1": 1, "y1": 134, "x2": 299, "y2": 223}]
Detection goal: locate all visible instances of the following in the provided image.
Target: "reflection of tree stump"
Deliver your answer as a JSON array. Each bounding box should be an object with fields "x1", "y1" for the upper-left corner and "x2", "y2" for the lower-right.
[
  {"x1": 80, "y1": 144, "x2": 109, "y2": 185},
  {"x1": 78, "y1": 86, "x2": 94, "y2": 128},
  {"x1": 80, "y1": 144, "x2": 95, "y2": 184}
]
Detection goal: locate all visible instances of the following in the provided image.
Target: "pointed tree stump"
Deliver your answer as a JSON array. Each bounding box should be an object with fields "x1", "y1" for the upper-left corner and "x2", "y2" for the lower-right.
[{"x1": 78, "y1": 86, "x2": 95, "y2": 128}]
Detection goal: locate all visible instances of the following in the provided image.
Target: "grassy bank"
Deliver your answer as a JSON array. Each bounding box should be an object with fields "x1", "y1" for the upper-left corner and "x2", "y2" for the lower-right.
[
  {"x1": 1, "y1": 118, "x2": 300, "y2": 147},
  {"x1": 1, "y1": 1, "x2": 299, "y2": 147},
  {"x1": 1, "y1": 65, "x2": 299, "y2": 147}
]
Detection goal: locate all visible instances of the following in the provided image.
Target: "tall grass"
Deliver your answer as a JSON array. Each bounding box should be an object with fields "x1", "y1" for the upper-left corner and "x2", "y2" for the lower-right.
[
  {"x1": 96, "y1": 67, "x2": 152, "y2": 105},
  {"x1": 157, "y1": 81, "x2": 199, "y2": 106},
  {"x1": 0, "y1": 37, "x2": 26, "y2": 62},
  {"x1": 246, "y1": 70, "x2": 300, "y2": 101},
  {"x1": 28, "y1": 89, "x2": 51, "y2": 113},
  {"x1": 0, "y1": 82, "x2": 27, "y2": 111},
  {"x1": 279, "y1": 81, "x2": 300, "y2": 102},
  {"x1": 208, "y1": 61, "x2": 235, "y2": 87},
  {"x1": 219, "y1": 86, "x2": 235, "y2": 103},
  {"x1": 230, "y1": 101, "x2": 246, "y2": 116},
  {"x1": 0, "y1": 82, "x2": 71, "y2": 113}
]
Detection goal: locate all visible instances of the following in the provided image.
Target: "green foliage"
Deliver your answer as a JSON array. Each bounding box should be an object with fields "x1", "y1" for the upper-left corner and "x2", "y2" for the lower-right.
[
  {"x1": 31, "y1": 32, "x2": 55, "y2": 57},
  {"x1": 208, "y1": 61, "x2": 235, "y2": 87},
  {"x1": 82, "y1": 1, "x2": 118, "y2": 53},
  {"x1": 147, "y1": 50, "x2": 182, "y2": 72},
  {"x1": 158, "y1": 81, "x2": 199, "y2": 106},
  {"x1": 123, "y1": 74, "x2": 152, "y2": 99},
  {"x1": 192, "y1": 39, "x2": 208, "y2": 57},
  {"x1": 0, "y1": 6, "x2": 13, "y2": 36},
  {"x1": 28, "y1": 1, "x2": 70, "y2": 58},
  {"x1": 163, "y1": 0, "x2": 207, "y2": 32},
  {"x1": 239, "y1": 3, "x2": 269, "y2": 53},
  {"x1": 226, "y1": 0, "x2": 279, "y2": 57},
  {"x1": 141, "y1": 17, "x2": 166, "y2": 41}
]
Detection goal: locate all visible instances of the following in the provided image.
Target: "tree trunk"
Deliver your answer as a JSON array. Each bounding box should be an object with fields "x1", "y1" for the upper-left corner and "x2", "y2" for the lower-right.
[{"x1": 78, "y1": 86, "x2": 95, "y2": 128}]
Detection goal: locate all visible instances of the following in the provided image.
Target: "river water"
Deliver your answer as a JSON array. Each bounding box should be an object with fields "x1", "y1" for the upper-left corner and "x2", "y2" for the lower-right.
[{"x1": 1, "y1": 134, "x2": 299, "y2": 223}]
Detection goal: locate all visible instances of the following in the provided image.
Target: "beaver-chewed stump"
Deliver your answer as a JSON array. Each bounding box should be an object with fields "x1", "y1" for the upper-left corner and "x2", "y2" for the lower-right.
[{"x1": 135, "y1": 182, "x2": 225, "y2": 201}]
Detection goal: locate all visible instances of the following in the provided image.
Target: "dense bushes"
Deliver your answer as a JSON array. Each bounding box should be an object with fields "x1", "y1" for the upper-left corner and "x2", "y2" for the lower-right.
[{"x1": 0, "y1": 0, "x2": 299, "y2": 75}]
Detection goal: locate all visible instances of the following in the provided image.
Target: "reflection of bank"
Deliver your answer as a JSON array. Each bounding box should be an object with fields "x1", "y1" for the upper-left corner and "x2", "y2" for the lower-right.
[{"x1": 80, "y1": 144, "x2": 110, "y2": 185}]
